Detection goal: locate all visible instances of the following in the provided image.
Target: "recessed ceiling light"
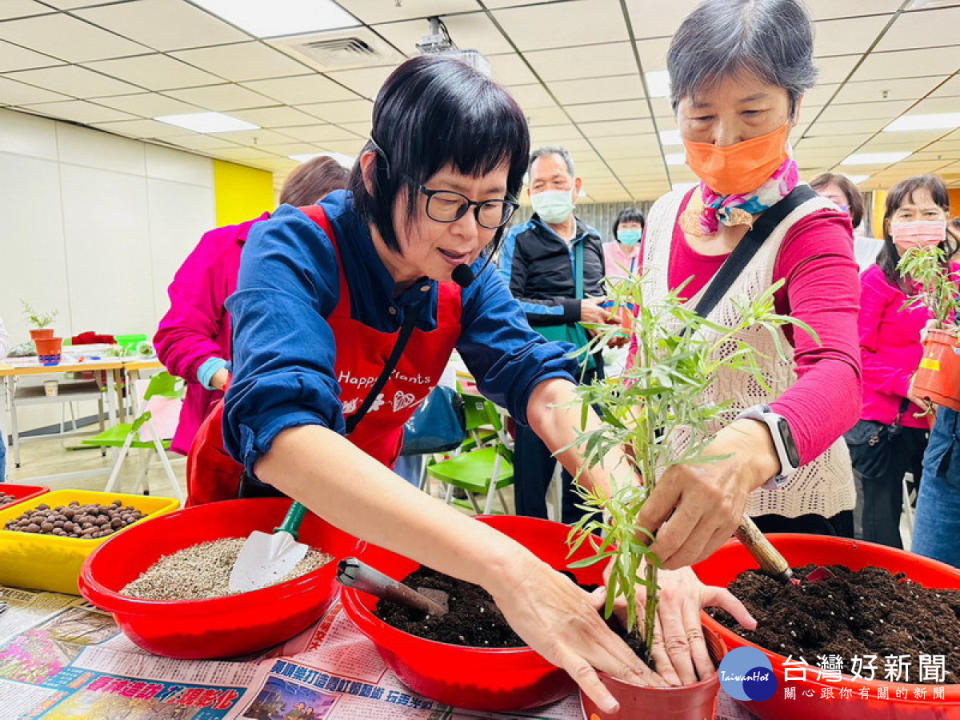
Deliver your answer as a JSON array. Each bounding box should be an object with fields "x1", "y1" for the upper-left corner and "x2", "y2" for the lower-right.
[
  {"x1": 191, "y1": 0, "x2": 357, "y2": 38},
  {"x1": 666, "y1": 152, "x2": 685, "y2": 166},
  {"x1": 645, "y1": 70, "x2": 671, "y2": 99},
  {"x1": 884, "y1": 112, "x2": 960, "y2": 132},
  {"x1": 840, "y1": 151, "x2": 911, "y2": 165},
  {"x1": 672, "y1": 182, "x2": 698, "y2": 193},
  {"x1": 289, "y1": 152, "x2": 355, "y2": 168},
  {"x1": 659, "y1": 129, "x2": 682, "y2": 146},
  {"x1": 155, "y1": 112, "x2": 259, "y2": 133}
]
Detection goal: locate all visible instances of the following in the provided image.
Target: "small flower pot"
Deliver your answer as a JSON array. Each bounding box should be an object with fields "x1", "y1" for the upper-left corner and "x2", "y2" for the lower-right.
[
  {"x1": 579, "y1": 626, "x2": 726, "y2": 720},
  {"x1": 43, "y1": 380, "x2": 58, "y2": 397},
  {"x1": 34, "y1": 336, "x2": 62, "y2": 366},
  {"x1": 30, "y1": 328, "x2": 54, "y2": 341},
  {"x1": 913, "y1": 329, "x2": 960, "y2": 411}
]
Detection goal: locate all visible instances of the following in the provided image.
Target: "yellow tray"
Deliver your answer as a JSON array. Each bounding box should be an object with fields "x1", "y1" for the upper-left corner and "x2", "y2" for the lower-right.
[{"x1": 0, "y1": 489, "x2": 180, "y2": 594}]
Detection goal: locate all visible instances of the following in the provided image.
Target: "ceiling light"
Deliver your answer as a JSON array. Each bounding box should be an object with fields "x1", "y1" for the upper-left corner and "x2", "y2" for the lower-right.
[
  {"x1": 659, "y1": 129, "x2": 682, "y2": 146},
  {"x1": 846, "y1": 174, "x2": 870, "y2": 184},
  {"x1": 289, "y1": 152, "x2": 355, "y2": 168},
  {"x1": 672, "y1": 182, "x2": 698, "y2": 193},
  {"x1": 191, "y1": 0, "x2": 357, "y2": 38},
  {"x1": 155, "y1": 112, "x2": 258, "y2": 133},
  {"x1": 840, "y1": 151, "x2": 911, "y2": 165},
  {"x1": 666, "y1": 152, "x2": 685, "y2": 166},
  {"x1": 645, "y1": 70, "x2": 671, "y2": 99},
  {"x1": 884, "y1": 112, "x2": 960, "y2": 132}
]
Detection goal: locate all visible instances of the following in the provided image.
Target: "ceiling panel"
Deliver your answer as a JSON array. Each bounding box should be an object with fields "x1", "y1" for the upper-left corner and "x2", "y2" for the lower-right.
[
  {"x1": 0, "y1": 38, "x2": 60, "y2": 72},
  {"x1": 312, "y1": 67, "x2": 391, "y2": 99},
  {"x1": 487, "y1": 52, "x2": 539, "y2": 85},
  {"x1": 211, "y1": 128, "x2": 298, "y2": 146},
  {"x1": 94, "y1": 92, "x2": 202, "y2": 117},
  {"x1": 851, "y1": 47, "x2": 960, "y2": 82},
  {"x1": 909, "y1": 95, "x2": 960, "y2": 114},
  {"x1": 296, "y1": 98, "x2": 372, "y2": 123},
  {"x1": 859, "y1": 130, "x2": 949, "y2": 147},
  {"x1": 240, "y1": 73, "x2": 359, "y2": 105},
  {"x1": 814, "y1": 16, "x2": 890, "y2": 58},
  {"x1": 0, "y1": 13, "x2": 148, "y2": 62},
  {"x1": 279, "y1": 124, "x2": 366, "y2": 143},
  {"x1": 84, "y1": 54, "x2": 222, "y2": 91},
  {"x1": 566, "y1": 99, "x2": 648, "y2": 123},
  {"x1": 580, "y1": 118, "x2": 655, "y2": 138},
  {"x1": 524, "y1": 104, "x2": 568, "y2": 126},
  {"x1": 172, "y1": 42, "x2": 309, "y2": 83},
  {"x1": 336, "y1": 0, "x2": 478, "y2": 24},
  {"x1": 814, "y1": 99, "x2": 913, "y2": 123},
  {"x1": 874, "y1": 7, "x2": 960, "y2": 53},
  {"x1": 634, "y1": 36, "x2": 671, "y2": 73},
  {"x1": 505, "y1": 82, "x2": 557, "y2": 108},
  {"x1": 494, "y1": 0, "x2": 628, "y2": 51},
  {"x1": 160, "y1": 133, "x2": 244, "y2": 151},
  {"x1": 229, "y1": 105, "x2": 320, "y2": 128},
  {"x1": 0, "y1": 1, "x2": 50, "y2": 20},
  {"x1": 74, "y1": 0, "x2": 250, "y2": 52},
  {"x1": 525, "y1": 42, "x2": 637, "y2": 82},
  {"x1": 164, "y1": 83, "x2": 276, "y2": 111},
  {"x1": 372, "y1": 12, "x2": 514, "y2": 56},
  {"x1": 814, "y1": 54, "x2": 861, "y2": 84},
  {"x1": 19, "y1": 98, "x2": 136, "y2": 124},
  {"x1": 6, "y1": 65, "x2": 141, "y2": 97},
  {"x1": 803, "y1": 0, "x2": 901, "y2": 20},
  {"x1": 831, "y1": 76, "x2": 946, "y2": 105},
  {"x1": 928, "y1": 75, "x2": 960, "y2": 98},
  {"x1": 548, "y1": 74, "x2": 643, "y2": 105},
  {"x1": 92, "y1": 117, "x2": 195, "y2": 138},
  {"x1": 805, "y1": 117, "x2": 891, "y2": 136},
  {"x1": 529, "y1": 123, "x2": 582, "y2": 142},
  {"x1": 0, "y1": 75, "x2": 70, "y2": 104},
  {"x1": 625, "y1": 0, "x2": 699, "y2": 40}
]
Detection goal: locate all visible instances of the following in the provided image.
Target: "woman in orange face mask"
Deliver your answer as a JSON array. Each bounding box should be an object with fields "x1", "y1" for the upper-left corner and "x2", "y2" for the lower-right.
[{"x1": 630, "y1": 0, "x2": 862, "y2": 575}]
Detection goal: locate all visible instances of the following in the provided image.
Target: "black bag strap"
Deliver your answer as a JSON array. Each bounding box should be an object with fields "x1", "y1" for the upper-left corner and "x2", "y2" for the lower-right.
[
  {"x1": 344, "y1": 307, "x2": 419, "y2": 435},
  {"x1": 693, "y1": 184, "x2": 817, "y2": 319},
  {"x1": 891, "y1": 397, "x2": 911, "y2": 430}
]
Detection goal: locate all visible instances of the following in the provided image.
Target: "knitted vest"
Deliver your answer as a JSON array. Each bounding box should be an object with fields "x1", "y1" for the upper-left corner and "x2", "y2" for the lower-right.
[{"x1": 642, "y1": 187, "x2": 855, "y2": 519}]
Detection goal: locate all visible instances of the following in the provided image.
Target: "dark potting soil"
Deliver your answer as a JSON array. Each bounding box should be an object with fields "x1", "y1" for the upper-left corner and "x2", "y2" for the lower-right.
[
  {"x1": 375, "y1": 565, "x2": 524, "y2": 647},
  {"x1": 709, "y1": 564, "x2": 960, "y2": 685}
]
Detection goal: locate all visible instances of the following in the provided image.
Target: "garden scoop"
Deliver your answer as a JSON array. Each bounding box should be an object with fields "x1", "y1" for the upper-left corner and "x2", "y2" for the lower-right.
[
  {"x1": 229, "y1": 501, "x2": 310, "y2": 593},
  {"x1": 337, "y1": 557, "x2": 449, "y2": 617},
  {"x1": 735, "y1": 516, "x2": 833, "y2": 584}
]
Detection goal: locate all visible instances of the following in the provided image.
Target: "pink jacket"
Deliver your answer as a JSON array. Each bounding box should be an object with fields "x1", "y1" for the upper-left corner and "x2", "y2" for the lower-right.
[
  {"x1": 154, "y1": 213, "x2": 270, "y2": 454},
  {"x1": 858, "y1": 263, "x2": 945, "y2": 429}
]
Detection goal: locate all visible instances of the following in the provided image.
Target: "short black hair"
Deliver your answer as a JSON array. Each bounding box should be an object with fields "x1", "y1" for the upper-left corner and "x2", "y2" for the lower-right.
[
  {"x1": 612, "y1": 208, "x2": 645, "y2": 239},
  {"x1": 877, "y1": 174, "x2": 954, "y2": 290},
  {"x1": 349, "y1": 55, "x2": 530, "y2": 254}
]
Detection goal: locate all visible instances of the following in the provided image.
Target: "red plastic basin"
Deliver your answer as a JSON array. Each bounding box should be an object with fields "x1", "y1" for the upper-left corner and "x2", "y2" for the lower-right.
[
  {"x1": 341, "y1": 515, "x2": 605, "y2": 711},
  {"x1": 0, "y1": 484, "x2": 50, "y2": 510},
  {"x1": 694, "y1": 534, "x2": 960, "y2": 720},
  {"x1": 79, "y1": 498, "x2": 358, "y2": 659}
]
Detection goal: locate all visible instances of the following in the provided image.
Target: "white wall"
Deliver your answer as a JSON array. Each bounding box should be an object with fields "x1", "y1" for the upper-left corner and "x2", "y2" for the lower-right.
[{"x1": 0, "y1": 108, "x2": 216, "y2": 432}]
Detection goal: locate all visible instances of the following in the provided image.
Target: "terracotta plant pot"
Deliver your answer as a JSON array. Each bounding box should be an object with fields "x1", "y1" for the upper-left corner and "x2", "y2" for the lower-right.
[
  {"x1": 913, "y1": 329, "x2": 960, "y2": 411},
  {"x1": 580, "y1": 626, "x2": 726, "y2": 720},
  {"x1": 34, "y1": 336, "x2": 62, "y2": 366},
  {"x1": 29, "y1": 328, "x2": 54, "y2": 341}
]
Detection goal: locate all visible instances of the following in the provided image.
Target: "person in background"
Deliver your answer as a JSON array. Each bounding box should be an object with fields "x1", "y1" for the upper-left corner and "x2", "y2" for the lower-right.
[
  {"x1": 604, "y1": 208, "x2": 645, "y2": 283},
  {"x1": 0, "y1": 314, "x2": 7, "y2": 482},
  {"x1": 846, "y1": 175, "x2": 953, "y2": 548},
  {"x1": 810, "y1": 172, "x2": 880, "y2": 273},
  {"x1": 497, "y1": 145, "x2": 617, "y2": 523},
  {"x1": 154, "y1": 156, "x2": 349, "y2": 455}
]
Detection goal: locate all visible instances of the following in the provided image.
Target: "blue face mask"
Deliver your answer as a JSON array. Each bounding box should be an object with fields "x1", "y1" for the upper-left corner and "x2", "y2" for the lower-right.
[{"x1": 617, "y1": 229, "x2": 642, "y2": 246}]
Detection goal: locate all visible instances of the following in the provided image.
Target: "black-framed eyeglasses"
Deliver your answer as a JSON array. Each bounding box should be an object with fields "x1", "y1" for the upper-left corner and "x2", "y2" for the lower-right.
[{"x1": 405, "y1": 176, "x2": 519, "y2": 229}]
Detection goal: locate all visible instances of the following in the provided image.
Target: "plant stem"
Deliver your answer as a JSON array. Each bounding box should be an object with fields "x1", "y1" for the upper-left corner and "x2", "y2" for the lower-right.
[{"x1": 644, "y1": 561, "x2": 658, "y2": 664}]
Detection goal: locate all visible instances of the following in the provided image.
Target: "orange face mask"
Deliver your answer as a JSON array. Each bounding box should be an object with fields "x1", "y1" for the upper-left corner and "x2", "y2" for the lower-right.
[{"x1": 683, "y1": 123, "x2": 790, "y2": 196}]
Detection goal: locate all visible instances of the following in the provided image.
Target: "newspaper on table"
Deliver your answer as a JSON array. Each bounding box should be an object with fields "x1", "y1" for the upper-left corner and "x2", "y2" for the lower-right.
[{"x1": 0, "y1": 586, "x2": 756, "y2": 720}]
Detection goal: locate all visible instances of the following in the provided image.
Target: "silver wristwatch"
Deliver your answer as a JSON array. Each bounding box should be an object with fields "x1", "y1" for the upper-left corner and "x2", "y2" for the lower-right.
[{"x1": 735, "y1": 404, "x2": 800, "y2": 489}]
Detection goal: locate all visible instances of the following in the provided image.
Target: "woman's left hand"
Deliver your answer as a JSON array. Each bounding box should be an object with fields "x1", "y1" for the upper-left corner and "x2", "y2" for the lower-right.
[{"x1": 600, "y1": 563, "x2": 756, "y2": 686}]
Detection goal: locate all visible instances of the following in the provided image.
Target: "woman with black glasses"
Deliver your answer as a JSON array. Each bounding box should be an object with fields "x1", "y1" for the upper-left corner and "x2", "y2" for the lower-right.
[{"x1": 186, "y1": 55, "x2": 754, "y2": 710}]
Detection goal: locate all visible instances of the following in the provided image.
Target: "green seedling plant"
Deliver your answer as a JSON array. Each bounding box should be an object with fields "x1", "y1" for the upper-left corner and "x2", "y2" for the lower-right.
[
  {"x1": 897, "y1": 246, "x2": 960, "y2": 332},
  {"x1": 565, "y1": 272, "x2": 816, "y2": 666},
  {"x1": 20, "y1": 300, "x2": 58, "y2": 329}
]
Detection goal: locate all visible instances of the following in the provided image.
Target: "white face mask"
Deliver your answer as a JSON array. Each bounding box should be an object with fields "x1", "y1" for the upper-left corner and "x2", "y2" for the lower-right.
[{"x1": 531, "y1": 188, "x2": 575, "y2": 224}]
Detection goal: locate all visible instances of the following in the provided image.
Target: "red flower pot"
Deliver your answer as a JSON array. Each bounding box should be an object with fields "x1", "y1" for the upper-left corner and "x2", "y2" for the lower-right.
[
  {"x1": 580, "y1": 626, "x2": 726, "y2": 720},
  {"x1": 29, "y1": 328, "x2": 54, "y2": 341},
  {"x1": 694, "y1": 534, "x2": 960, "y2": 720},
  {"x1": 340, "y1": 515, "x2": 606, "y2": 711},
  {"x1": 34, "y1": 336, "x2": 62, "y2": 365},
  {"x1": 913, "y1": 329, "x2": 960, "y2": 411}
]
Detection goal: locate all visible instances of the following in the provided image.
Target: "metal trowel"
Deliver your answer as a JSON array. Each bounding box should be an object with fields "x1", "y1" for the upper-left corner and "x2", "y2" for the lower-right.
[{"x1": 229, "y1": 501, "x2": 310, "y2": 593}]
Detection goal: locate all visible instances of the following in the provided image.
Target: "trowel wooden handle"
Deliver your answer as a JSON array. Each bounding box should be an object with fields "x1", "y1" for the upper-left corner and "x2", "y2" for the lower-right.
[
  {"x1": 336, "y1": 557, "x2": 447, "y2": 616},
  {"x1": 735, "y1": 516, "x2": 793, "y2": 582}
]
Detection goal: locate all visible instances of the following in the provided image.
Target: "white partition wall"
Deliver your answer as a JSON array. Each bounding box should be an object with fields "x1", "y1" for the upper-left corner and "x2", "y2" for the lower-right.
[{"x1": 0, "y1": 108, "x2": 217, "y2": 432}]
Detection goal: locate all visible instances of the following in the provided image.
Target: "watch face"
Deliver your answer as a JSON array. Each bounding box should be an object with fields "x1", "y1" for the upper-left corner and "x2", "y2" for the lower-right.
[{"x1": 776, "y1": 417, "x2": 800, "y2": 468}]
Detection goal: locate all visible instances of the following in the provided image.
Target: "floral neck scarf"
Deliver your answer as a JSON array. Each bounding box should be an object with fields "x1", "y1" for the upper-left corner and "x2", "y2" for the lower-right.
[{"x1": 681, "y1": 157, "x2": 800, "y2": 237}]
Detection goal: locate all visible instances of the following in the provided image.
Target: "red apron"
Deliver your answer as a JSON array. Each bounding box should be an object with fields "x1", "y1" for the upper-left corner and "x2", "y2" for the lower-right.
[{"x1": 185, "y1": 205, "x2": 462, "y2": 505}]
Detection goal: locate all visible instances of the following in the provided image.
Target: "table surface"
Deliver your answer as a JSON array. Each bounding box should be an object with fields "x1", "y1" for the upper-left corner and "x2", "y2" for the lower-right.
[{"x1": 0, "y1": 356, "x2": 162, "y2": 378}]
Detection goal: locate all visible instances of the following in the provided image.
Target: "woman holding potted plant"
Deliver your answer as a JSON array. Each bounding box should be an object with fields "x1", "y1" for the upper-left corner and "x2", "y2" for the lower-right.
[
  {"x1": 845, "y1": 175, "x2": 955, "y2": 548},
  {"x1": 193, "y1": 55, "x2": 754, "y2": 714}
]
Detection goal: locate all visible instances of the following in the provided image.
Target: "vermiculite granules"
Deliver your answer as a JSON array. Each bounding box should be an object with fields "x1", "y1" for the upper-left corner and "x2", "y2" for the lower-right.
[{"x1": 121, "y1": 538, "x2": 333, "y2": 600}]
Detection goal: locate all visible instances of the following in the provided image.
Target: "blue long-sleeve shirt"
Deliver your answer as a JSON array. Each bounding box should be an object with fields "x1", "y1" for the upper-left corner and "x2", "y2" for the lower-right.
[{"x1": 222, "y1": 190, "x2": 578, "y2": 477}]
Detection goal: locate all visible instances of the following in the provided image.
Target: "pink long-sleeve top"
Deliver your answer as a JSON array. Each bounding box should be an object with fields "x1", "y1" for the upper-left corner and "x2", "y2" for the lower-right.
[
  {"x1": 653, "y1": 191, "x2": 863, "y2": 464},
  {"x1": 858, "y1": 263, "x2": 959, "y2": 429},
  {"x1": 154, "y1": 213, "x2": 270, "y2": 455}
]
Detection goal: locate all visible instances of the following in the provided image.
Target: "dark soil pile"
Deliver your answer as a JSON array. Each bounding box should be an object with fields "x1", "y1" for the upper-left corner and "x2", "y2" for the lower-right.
[
  {"x1": 375, "y1": 565, "x2": 524, "y2": 647},
  {"x1": 709, "y1": 564, "x2": 960, "y2": 685}
]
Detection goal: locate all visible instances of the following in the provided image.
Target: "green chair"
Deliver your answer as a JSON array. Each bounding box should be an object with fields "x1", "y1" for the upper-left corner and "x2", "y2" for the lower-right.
[
  {"x1": 424, "y1": 393, "x2": 514, "y2": 515},
  {"x1": 81, "y1": 371, "x2": 185, "y2": 502}
]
